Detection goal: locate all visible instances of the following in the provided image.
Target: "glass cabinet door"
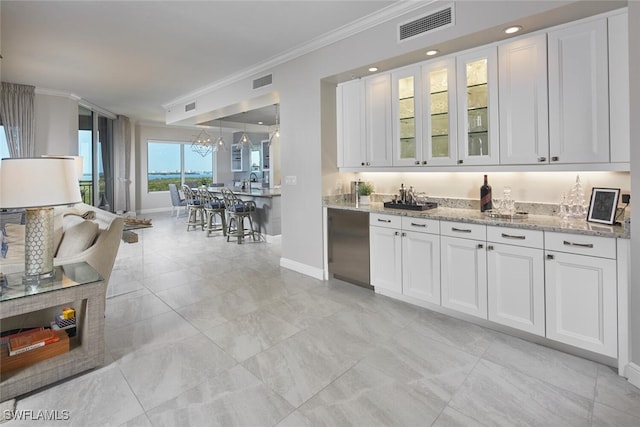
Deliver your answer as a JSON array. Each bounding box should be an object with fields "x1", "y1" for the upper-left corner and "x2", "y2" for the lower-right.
[
  {"x1": 423, "y1": 57, "x2": 457, "y2": 165},
  {"x1": 392, "y1": 66, "x2": 422, "y2": 166},
  {"x1": 231, "y1": 143, "x2": 244, "y2": 171},
  {"x1": 457, "y1": 47, "x2": 499, "y2": 165}
]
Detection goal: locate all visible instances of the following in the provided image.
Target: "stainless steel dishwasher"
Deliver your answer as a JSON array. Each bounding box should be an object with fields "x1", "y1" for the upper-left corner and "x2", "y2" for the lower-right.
[{"x1": 327, "y1": 208, "x2": 371, "y2": 289}]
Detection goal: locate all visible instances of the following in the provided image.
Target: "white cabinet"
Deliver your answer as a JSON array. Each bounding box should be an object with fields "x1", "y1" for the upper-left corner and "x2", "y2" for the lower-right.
[
  {"x1": 369, "y1": 214, "x2": 402, "y2": 294},
  {"x1": 608, "y1": 11, "x2": 630, "y2": 163},
  {"x1": 548, "y1": 18, "x2": 610, "y2": 164},
  {"x1": 364, "y1": 74, "x2": 393, "y2": 167},
  {"x1": 456, "y1": 46, "x2": 499, "y2": 165},
  {"x1": 440, "y1": 221, "x2": 487, "y2": 318},
  {"x1": 370, "y1": 214, "x2": 440, "y2": 304},
  {"x1": 544, "y1": 232, "x2": 617, "y2": 357},
  {"x1": 422, "y1": 57, "x2": 458, "y2": 166},
  {"x1": 336, "y1": 80, "x2": 365, "y2": 168},
  {"x1": 391, "y1": 66, "x2": 423, "y2": 166},
  {"x1": 487, "y1": 227, "x2": 545, "y2": 336},
  {"x1": 231, "y1": 143, "x2": 244, "y2": 171},
  {"x1": 401, "y1": 217, "x2": 440, "y2": 304},
  {"x1": 498, "y1": 34, "x2": 549, "y2": 165},
  {"x1": 336, "y1": 76, "x2": 392, "y2": 168}
]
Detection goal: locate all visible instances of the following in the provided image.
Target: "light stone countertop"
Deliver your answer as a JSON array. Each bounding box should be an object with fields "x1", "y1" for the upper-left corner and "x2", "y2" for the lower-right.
[
  {"x1": 208, "y1": 187, "x2": 281, "y2": 198},
  {"x1": 324, "y1": 201, "x2": 630, "y2": 239}
]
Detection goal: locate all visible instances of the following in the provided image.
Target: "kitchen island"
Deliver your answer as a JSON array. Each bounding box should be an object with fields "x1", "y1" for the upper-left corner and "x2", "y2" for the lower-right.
[{"x1": 209, "y1": 187, "x2": 281, "y2": 237}]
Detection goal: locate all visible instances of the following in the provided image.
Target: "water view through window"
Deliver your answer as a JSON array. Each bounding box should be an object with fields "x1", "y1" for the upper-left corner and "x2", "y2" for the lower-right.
[{"x1": 147, "y1": 140, "x2": 213, "y2": 192}]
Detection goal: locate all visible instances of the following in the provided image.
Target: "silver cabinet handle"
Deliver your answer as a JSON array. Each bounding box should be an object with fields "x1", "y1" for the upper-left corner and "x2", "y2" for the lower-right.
[
  {"x1": 402, "y1": 232, "x2": 407, "y2": 237},
  {"x1": 547, "y1": 254, "x2": 555, "y2": 260},
  {"x1": 394, "y1": 231, "x2": 400, "y2": 236},
  {"x1": 410, "y1": 222, "x2": 427, "y2": 227},
  {"x1": 538, "y1": 157, "x2": 547, "y2": 162},
  {"x1": 501, "y1": 233, "x2": 526, "y2": 240},
  {"x1": 477, "y1": 244, "x2": 484, "y2": 249},
  {"x1": 551, "y1": 156, "x2": 559, "y2": 162},
  {"x1": 487, "y1": 245, "x2": 494, "y2": 251},
  {"x1": 377, "y1": 218, "x2": 391, "y2": 223},
  {"x1": 415, "y1": 160, "x2": 420, "y2": 165},
  {"x1": 563, "y1": 240, "x2": 594, "y2": 248},
  {"x1": 452, "y1": 227, "x2": 472, "y2": 233}
]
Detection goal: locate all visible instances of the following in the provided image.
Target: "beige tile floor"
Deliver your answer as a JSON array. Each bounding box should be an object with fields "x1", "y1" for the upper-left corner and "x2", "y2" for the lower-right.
[{"x1": 7, "y1": 213, "x2": 640, "y2": 426}]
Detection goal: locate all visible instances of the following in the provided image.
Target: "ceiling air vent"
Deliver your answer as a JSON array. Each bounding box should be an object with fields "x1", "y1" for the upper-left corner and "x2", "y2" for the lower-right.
[
  {"x1": 184, "y1": 101, "x2": 196, "y2": 112},
  {"x1": 253, "y1": 74, "x2": 273, "y2": 90},
  {"x1": 398, "y1": 6, "x2": 453, "y2": 42}
]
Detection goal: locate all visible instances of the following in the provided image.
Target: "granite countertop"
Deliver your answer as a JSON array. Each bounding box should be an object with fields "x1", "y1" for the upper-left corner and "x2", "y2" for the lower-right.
[
  {"x1": 208, "y1": 187, "x2": 282, "y2": 198},
  {"x1": 324, "y1": 201, "x2": 630, "y2": 239}
]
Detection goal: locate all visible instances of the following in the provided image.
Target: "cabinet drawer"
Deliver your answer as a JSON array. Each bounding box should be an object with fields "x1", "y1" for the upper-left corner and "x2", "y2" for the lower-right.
[
  {"x1": 401, "y1": 217, "x2": 440, "y2": 234},
  {"x1": 440, "y1": 221, "x2": 486, "y2": 240},
  {"x1": 487, "y1": 226, "x2": 543, "y2": 248},
  {"x1": 544, "y1": 232, "x2": 616, "y2": 259},
  {"x1": 370, "y1": 213, "x2": 401, "y2": 229}
]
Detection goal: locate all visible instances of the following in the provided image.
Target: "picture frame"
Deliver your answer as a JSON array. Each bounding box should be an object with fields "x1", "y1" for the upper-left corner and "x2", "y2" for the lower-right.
[{"x1": 587, "y1": 187, "x2": 620, "y2": 225}]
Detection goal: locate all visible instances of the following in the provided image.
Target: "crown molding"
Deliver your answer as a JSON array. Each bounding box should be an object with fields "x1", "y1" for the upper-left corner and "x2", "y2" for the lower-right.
[
  {"x1": 162, "y1": 0, "x2": 435, "y2": 109},
  {"x1": 35, "y1": 87, "x2": 119, "y2": 119},
  {"x1": 35, "y1": 87, "x2": 81, "y2": 101}
]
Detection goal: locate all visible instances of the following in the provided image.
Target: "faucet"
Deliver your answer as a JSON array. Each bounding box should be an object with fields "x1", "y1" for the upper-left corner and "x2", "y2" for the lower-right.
[{"x1": 249, "y1": 172, "x2": 259, "y2": 191}]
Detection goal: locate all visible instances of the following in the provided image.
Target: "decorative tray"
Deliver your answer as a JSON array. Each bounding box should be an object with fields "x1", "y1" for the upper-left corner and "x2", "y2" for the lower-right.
[
  {"x1": 383, "y1": 202, "x2": 438, "y2": 211},
  {"x1": 484, "y1": 211, "x2": 529, "y2": 220}
]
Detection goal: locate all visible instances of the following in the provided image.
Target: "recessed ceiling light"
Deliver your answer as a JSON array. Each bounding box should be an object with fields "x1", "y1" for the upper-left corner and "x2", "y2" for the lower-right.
[
  {"x1": 368, "y1": 67, "x2": 378, "y2": 72},
  {"x1": 258, "y1": 121, "x2": 263, "y2": 125},
  {"x1": 426, "y1": 49, "x2": 439, "y2": 56},
  {"x1": 504, "y1": 25, "x2": 522, "y2": 34}
]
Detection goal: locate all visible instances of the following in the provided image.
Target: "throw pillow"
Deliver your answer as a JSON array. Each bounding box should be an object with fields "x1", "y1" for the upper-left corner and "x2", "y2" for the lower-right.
[{"x1": 56, "y1": 220, "x2": 99, "y2": 258}]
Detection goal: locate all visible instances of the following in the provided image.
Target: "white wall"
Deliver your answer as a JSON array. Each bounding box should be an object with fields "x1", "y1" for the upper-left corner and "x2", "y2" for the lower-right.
[{"x1": 34, "y1": 93, "x2": 78, "y2": 156}]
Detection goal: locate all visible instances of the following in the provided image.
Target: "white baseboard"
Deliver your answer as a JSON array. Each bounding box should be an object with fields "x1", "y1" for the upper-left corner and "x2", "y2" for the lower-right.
[
  {"x1": 624, "y1": 362, "x2": 640, "y2": 389},
  {"x1": 263, "y1": 234, "x2": 281, "y2": 244},
  {"x1": 280, "y1": 257, "x2": 324, "y2": 280}
]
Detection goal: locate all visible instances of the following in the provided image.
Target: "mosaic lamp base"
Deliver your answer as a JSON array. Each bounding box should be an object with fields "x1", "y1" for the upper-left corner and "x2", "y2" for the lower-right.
[{"x1": 24, "y1": 207, "x2": 56, "y2": 282}]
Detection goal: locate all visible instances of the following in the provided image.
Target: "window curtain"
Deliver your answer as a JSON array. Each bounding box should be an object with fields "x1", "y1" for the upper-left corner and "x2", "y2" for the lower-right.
[
  {"x1": 99, "y1": 117, "x2": 114, "y2": 211},
  {"x1": 0, "y1": 82, "x2": 36, "y2": 157},
  {"x1": 113, "y1": 115, "x2": 131, "y2": 213}
]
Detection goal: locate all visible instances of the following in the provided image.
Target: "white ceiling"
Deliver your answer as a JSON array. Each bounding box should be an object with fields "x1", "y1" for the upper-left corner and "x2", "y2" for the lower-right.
[{"x1": 0, "y1": 0, "x2": 396, "y2": 124}]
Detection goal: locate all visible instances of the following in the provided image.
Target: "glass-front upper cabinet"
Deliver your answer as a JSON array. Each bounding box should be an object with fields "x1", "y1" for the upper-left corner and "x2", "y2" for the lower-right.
[
  {"x1": 422, "y1": 57, "x2": 457, "y2": 165},
  {"x1": 231, "y1": 143, "x2": 244, "y2": 171},
  {"x1": 456, "y1": 46, "x2": 499, "y2": 165},
  {"x1": 391, "y1": 66, "x2": 422, "y2": 166}
]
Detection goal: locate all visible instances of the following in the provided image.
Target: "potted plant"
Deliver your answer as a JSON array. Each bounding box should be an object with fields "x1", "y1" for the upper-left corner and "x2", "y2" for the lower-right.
[{"x1": 358, "y1": 182, "x2": 374, "y2": 205}]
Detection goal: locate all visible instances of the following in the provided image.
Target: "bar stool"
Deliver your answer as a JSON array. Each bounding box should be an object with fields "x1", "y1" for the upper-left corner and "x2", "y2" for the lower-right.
[
  {"x1": 220, "y1": 187, "x2": 257, "y2": 244},
  {"x1": 197, "y1": 187, "x2": 226, "y2": 237},
  {"x1": 182, "y1": 185, "x2": 204, "y2": 231}
]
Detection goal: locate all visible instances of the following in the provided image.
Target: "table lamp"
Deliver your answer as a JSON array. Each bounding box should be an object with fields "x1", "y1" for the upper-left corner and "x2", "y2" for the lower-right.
[{"x1": 0, "y1": 157, "x2": 82, "y2": 282}]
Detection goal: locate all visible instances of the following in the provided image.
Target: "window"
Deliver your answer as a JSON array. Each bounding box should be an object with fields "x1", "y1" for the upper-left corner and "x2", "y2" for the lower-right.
[
  {"x1": 147, "y1": 140, "x2": 213, "y2": 192},
  {"x1": 0, "y1": 126, "x2": 9, "y2": 158}
]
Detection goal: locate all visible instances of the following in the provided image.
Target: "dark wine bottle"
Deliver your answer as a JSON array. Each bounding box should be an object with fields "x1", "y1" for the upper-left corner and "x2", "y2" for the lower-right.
[{"x1": 480, "y1": 174, "x2": 492, "y2": 212}]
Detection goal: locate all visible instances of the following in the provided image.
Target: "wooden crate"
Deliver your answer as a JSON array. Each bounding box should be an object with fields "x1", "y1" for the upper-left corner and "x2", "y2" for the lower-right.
[{"x1": 1, "y1": 330, "x2": 70, "y2": 374}]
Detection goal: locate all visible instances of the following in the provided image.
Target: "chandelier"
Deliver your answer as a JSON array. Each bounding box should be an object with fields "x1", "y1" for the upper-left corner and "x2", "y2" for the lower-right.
[
  {"x1": 239, "y1": 112, "x2": 252, "y2": 146},
  {"x1": 213, "y1": 120, "x2": 227, "y2": 152},
  {"x1": 269, "y1": 104, "x2": 280, "y2": 144},
  {"x1": 191, "y1": 129, "x2": 214, "y2": 157}
]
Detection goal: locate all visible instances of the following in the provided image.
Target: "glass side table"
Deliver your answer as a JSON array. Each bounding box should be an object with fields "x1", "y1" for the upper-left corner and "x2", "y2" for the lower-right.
[{"x1": 0, "y1": 262, "x2": 106, "y2": 401}]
